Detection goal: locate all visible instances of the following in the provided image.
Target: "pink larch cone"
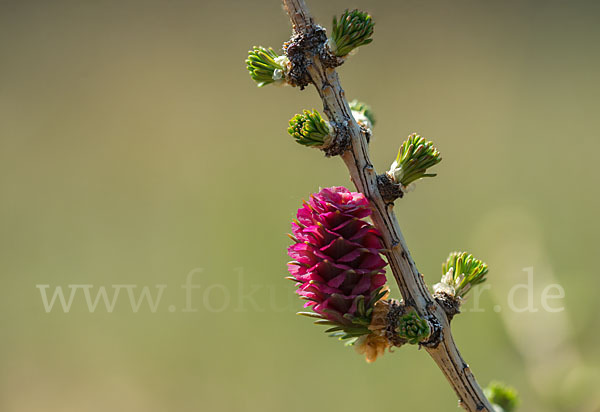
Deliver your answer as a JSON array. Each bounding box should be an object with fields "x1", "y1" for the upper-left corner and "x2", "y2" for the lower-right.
[{"x1": 287, "y1": 186, "x2": 388, "y2": 340}]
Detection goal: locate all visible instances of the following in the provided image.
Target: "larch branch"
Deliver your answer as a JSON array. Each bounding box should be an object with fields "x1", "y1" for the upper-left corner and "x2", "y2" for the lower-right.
[{"x1": 281, "y1": 0, "x2": 494, "y2": 410}]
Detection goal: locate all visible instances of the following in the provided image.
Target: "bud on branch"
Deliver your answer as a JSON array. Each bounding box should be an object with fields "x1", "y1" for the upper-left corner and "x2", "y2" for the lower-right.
[
  {"x1": 246, "y1": 46, "x2": 289, "y2": 87},
  {"x1": 484, "y1": 381, "x2": 520, "y2": 412},
  {"x1": 397, "y1": 310, "x2": 431, "y2": 345},
  {"x1": 287, "y1": 109, "x2": 332, "y2": 148},
  {"x1": 330, "y1": 9, "x2": 375, "y2": 57},
  {"x1": 388, "y1": 133, "x2": 442, "y2": 189},
  {"x1": 434, "y1": 251, "x2": 489, "y2": 300},
  {"x1": 349, "y1": 99, "x2": 376, "y2": 130}
]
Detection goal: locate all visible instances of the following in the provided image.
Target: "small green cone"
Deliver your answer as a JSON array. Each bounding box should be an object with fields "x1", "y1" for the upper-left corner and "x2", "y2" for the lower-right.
[{"x1": 397, "y1": 310, "x2": 430, "y2": 344}]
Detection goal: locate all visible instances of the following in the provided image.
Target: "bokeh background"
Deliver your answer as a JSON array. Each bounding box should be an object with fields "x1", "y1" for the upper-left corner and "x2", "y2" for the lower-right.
[{"x1": 1, "y1": 0, "x2": 599, "y2": 411}]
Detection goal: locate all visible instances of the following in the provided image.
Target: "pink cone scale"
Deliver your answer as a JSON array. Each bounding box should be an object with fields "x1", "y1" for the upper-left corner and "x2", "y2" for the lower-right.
[{"x1": 287, "y1": 187, "x2": 389, "y2": 339}]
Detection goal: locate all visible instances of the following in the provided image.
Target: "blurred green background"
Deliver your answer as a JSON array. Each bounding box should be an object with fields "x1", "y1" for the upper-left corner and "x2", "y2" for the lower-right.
[{"x1": 1, "y1": 0, "x2": 599, "y2": 411}]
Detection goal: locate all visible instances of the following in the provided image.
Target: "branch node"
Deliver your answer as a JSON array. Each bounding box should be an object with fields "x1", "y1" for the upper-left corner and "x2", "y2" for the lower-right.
[
  {"x1": 434, "y1": 291, "x2": 462, "y2": 321},
  {"x1": 377, "y1": 173, "x2": 404, "y2": 203},
  {"x1": 420, "y1": 314, "x2": 443, "y2": 348},
  {"x1": 283, "y1": 24, "x2": 340, "y2": 90},
  {"x1": 384, "y1": 299, "x2": 407, "y2": 347},
  {"x1": 323, "y1": 121, "x2": 351, "y2": 157},
  {"x1": 359, "y1": 124, "x2": 372, "y2": 144}
]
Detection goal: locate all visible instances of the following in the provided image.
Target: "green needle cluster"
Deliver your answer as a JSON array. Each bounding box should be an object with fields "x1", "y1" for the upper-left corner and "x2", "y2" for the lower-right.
[
  {"x1": 246, "y1": 46, "x2": 286, "y2": 87},
  {"x1": 484, "y1": 381, "x2": 520, "y2": 412},
  {"x1": 397, "y1": 310, "x2": 430, "y2": 345},
  {"x1": 287, "y1": 109, "x2": 332, "y2": 147},
  {"x1": 441, "y1": 252, "x2": 489, "y2": 298},
  {"x1": 388, "y1": 133, "x2": 441, "y2": 187},
  {"x1": 330, "y1": 9, "x2": 374, "y2": 57}
]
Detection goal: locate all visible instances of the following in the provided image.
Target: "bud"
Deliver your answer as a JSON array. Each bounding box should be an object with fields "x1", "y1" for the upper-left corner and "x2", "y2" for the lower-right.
[
  {"x1": 349, "y1": 99, "x2": 376, "y2": 129},
  {"x1": 330, "y1": 9, "x2": 374, "y2": 57},
  {"x1": 287, "y1": 109, "x2": 332, "y2": 148},
  {"x1": 397, "y1": 310, "x2": 430, "y2": 344},
  {"x1": 484, "y1": 381, "x2": 519, "y2": 412},
  {"x1": 246, "y1": 46, "x2": 289, "y2": 87},
  {"x1": 387, "y1": 133, "x2": 441, "y2": 189},
  {"x1": 434, "y1": 252, "x2": 489, "y2": 299}
]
